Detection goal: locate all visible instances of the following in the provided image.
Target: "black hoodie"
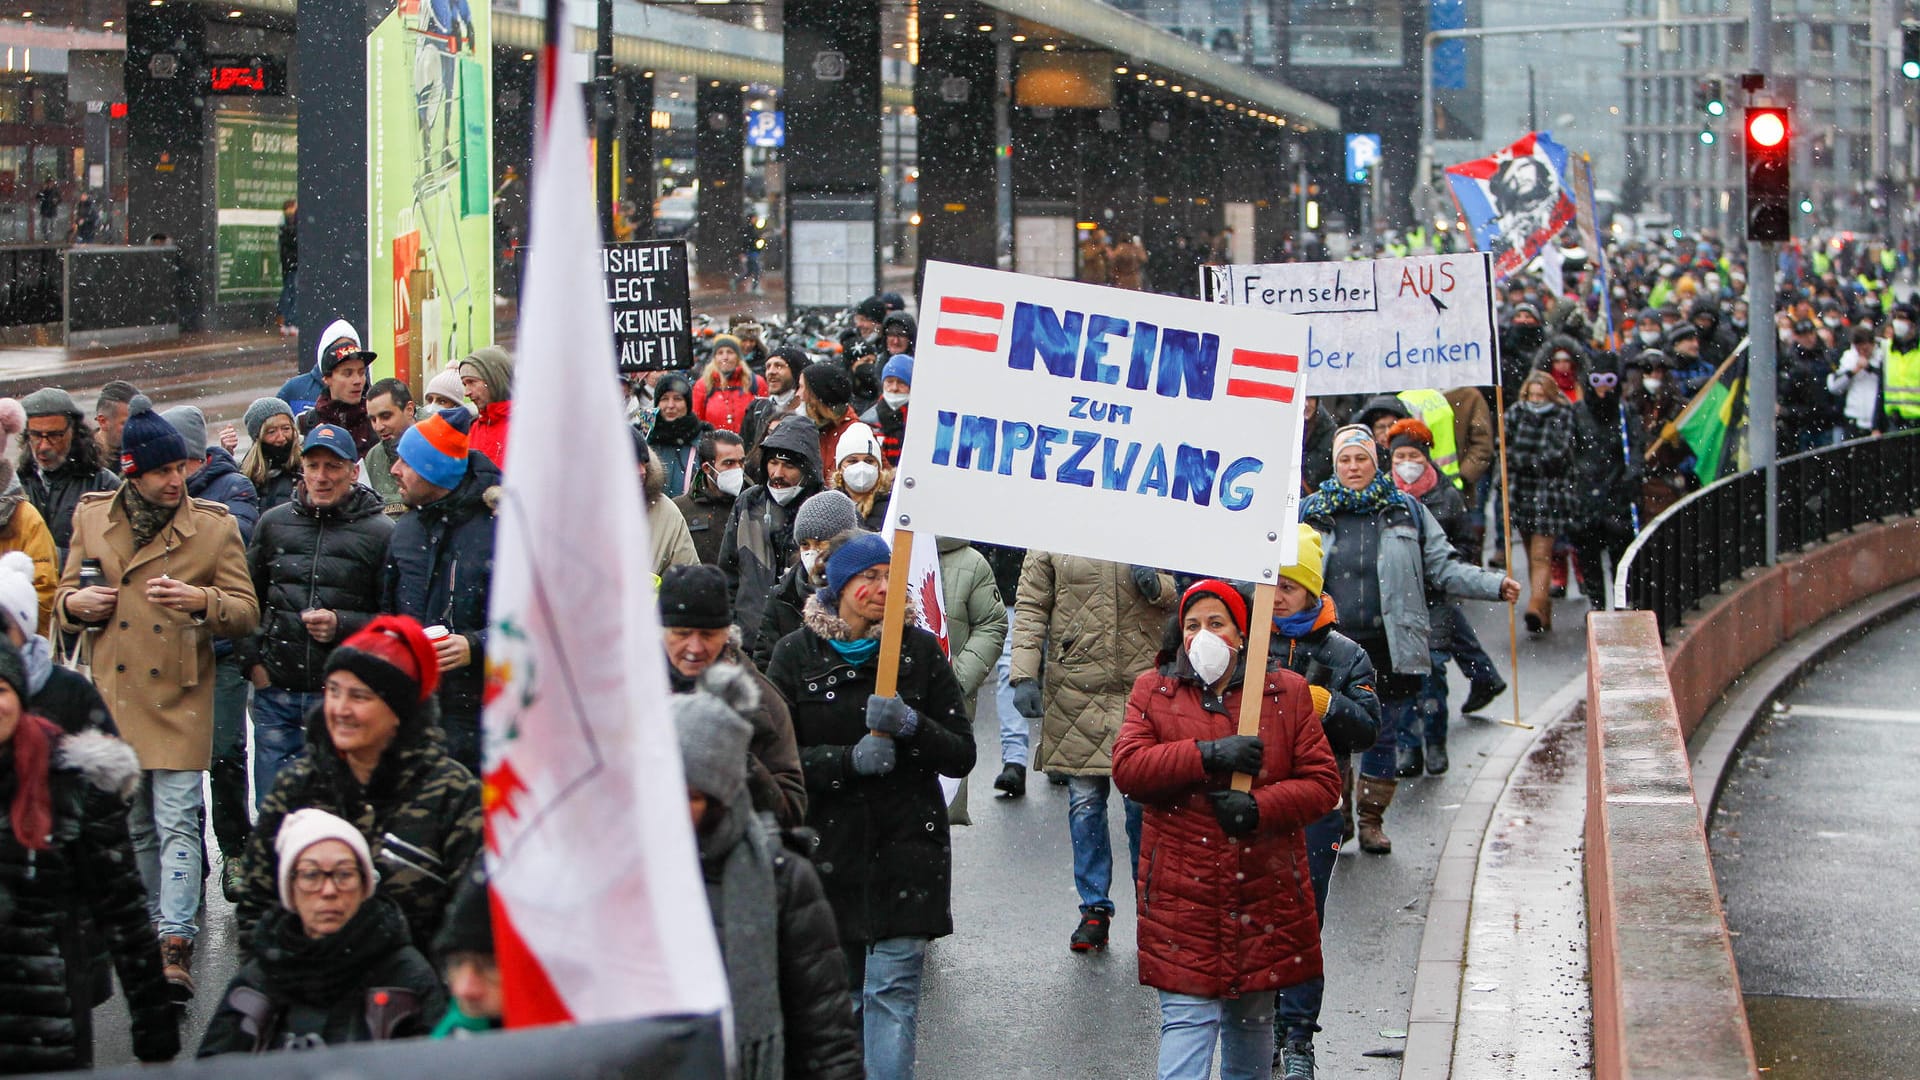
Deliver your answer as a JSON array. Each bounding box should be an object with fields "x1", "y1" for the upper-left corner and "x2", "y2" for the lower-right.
[{"x1": 721, "y1": 419, "x2": 824, "y2": 654}]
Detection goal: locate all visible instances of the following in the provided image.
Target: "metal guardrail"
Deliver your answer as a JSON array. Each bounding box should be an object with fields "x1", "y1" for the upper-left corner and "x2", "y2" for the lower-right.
[{"x1": 1614, "y1": 429, "x2": 1920, "y2": 635}]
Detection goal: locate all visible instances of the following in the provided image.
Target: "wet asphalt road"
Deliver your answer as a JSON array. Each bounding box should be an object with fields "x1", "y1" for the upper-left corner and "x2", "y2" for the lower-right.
[
  {"x1": 81, "y1": 373, "x2": 1594, "y2": 1073},
  {"x1": 1711, "y1": 605, "x2": 1920, "y2": 1080}
]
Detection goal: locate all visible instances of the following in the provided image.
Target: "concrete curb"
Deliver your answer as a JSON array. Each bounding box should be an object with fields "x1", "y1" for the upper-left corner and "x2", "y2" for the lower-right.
[
  {"x1": 1687, "y1": 578, "x2": 1920, "y2": 826},
  {"x1": 1400, "y1": 671, "x2": 1590, "y2": 1080}
]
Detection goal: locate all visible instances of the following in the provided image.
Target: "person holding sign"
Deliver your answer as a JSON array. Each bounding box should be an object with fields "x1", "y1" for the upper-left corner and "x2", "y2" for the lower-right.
[
  {"x1": 764, "y1": 531, "x2": 976, "y2": 1080},
  {"x1": 1111, "y1": 579, "x2": 1341, "y2": 1080},
  {"x1": 1301, "y1": 426, "x2": 1517, "y2": 855}
]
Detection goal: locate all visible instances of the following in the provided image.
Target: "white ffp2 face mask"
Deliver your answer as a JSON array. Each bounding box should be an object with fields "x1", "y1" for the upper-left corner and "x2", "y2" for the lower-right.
[
  {"x1": 714, "y1": 467, "x2": 745, "y2": 497},
  {"x1": 883, "y1": 391, "x2": 910, "y2": 410},
  {"x1": 841, "y1": 462, "x2": 880, "y2": 493},
  {"x1": 769, "y1": 483, "x2": 801, "y2": 506},
  {"x1": 800, "y1": 549, "x2": 821, "y2": 577},
  {"x1": 1393, "y1": 460, "x2": 1426, "y2": 485},
  {"x1": 1186, "y1": 629, "x2": 1234, "y2": 686}
]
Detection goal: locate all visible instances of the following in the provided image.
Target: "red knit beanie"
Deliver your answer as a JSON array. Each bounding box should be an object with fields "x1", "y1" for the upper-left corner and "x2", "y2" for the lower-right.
[
  {"x1": 1180, "y1": 579, "x2": 1249, "y2": 637},
  {"x1": 323, "y1": 615, "x2": 441, "y2": 728}
]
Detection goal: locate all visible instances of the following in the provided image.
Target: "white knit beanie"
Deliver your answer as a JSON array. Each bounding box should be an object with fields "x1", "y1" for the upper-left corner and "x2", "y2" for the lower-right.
[
  {"x1": 0, "y1": 551, "x2": 37, "y2": 638},
  {"x1": 275, "y1": 807, "x2": 379, "y2": 911},
  {"x1": 834, "y1": 422, "x2": 884, "y2": 466}
]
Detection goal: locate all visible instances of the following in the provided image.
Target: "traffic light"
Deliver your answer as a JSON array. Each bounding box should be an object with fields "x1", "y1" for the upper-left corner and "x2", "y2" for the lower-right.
[
  {"x1": 1702, "y1": 78, "x2": 1726, "y2": 117},
  {"x1": 1744, "y1": 106, "x2": 1790, "y2": 242},
  {"x1": 1904, "y1": 24, "x2": 1920, "y2": 79}
]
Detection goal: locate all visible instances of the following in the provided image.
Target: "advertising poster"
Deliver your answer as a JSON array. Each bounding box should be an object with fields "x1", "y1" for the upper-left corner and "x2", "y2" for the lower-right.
[
  {"x1": 893, "y1": 262, "x2": 1310, "y2": 583},
  {"x1": 213, "y1": 113, "x2": 297, "y2": 301},
  {"x1": 367, "y1": 0, "x2": 493, "y2": 387}
]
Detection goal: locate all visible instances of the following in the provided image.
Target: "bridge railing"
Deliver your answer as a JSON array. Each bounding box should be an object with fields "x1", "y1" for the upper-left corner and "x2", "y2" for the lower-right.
[{"x1": 1614, "y1": 429, "x2": 1920, "y2": 635}]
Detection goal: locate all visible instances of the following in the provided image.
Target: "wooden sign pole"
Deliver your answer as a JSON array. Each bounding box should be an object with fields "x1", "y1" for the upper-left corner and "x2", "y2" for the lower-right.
[
  {"x1": 871, "y1": 528, "x2": 917, "y2": 725},
  {"x1": 1230, "y1": 582, "x2": 1278, "y2": 793},
  {"x1": 1492, "y1": 385, "x2": 1533, "y2": 732}
]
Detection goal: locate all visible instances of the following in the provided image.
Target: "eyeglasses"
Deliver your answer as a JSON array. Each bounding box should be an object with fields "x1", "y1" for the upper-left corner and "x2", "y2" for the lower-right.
[
  {"x1": 25, "y1": 428, "x2": 72, "y2": 443},
  {"x1": 1588, "y1": 373, "x2": 1619, "y2": 388},
  {"x1": 293, "y1": 866, "x2": 364, "y2": 893}
]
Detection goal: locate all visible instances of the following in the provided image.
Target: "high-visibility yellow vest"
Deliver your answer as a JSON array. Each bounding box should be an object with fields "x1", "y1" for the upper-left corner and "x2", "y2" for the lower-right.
[
  {"x1": 1397, "y1": 388, "x2": 1463, "y2": 487},
  {"x1": 1812, "y1": 251, "x2": 1832, "y2": 276},
  {"x1": 1887, "y1": 344, "x2": 1920, "y2": 420},
  {"x1": 1883, "y1": 249, "x2": 1899, "y2": 275}
]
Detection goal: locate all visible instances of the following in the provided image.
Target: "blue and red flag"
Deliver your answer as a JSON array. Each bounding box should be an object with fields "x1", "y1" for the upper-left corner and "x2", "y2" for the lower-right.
[{"x1": 1444, "y1": 131, "x2": 1576, "y2": 282}]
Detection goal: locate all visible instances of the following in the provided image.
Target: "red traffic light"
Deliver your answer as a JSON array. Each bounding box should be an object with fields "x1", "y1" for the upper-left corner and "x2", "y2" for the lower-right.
[{"x1": 1747, "y1": 109, "x2": 1787, "y2": 148}]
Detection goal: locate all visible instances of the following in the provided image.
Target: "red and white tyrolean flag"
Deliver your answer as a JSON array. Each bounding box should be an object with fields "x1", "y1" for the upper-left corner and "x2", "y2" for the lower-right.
[{"x1": 480, "y1": 22, "x2": 728, "y2": 1027}]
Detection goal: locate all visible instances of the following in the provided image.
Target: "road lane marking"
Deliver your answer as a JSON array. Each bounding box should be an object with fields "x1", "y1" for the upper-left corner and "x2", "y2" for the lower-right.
[{"x1": 1783, "y1": 704, "x2": 1920, "y2": 725}]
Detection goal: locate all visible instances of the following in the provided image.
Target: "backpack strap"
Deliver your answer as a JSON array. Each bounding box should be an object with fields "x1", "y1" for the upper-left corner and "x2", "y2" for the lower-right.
[
  {"x1": 364, "y1": 987, "x2": 424, "y2": 1041},
  {"x1": 225, "y1": 985, "x2": 283, "y2": 1054}
]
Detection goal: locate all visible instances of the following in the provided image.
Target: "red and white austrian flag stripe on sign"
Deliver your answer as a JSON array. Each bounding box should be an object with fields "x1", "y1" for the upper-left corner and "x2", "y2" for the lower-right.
[
  {"x1": 934, "y1": 296, "x2": 1006, "y2": 353},
  {"x1": 1225, "y1": 349, "x2": 1300, "y2": 403}
]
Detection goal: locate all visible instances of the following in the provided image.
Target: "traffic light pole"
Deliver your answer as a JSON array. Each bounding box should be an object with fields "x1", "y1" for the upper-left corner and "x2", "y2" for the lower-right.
[{"x1": 1749, "y1": 0, "x2": 1779, "y2": 567}]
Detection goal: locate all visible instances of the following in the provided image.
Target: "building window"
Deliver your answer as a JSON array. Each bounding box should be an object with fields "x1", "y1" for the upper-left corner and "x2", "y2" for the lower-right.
[
  {"x1": 1810, "y1": 23, "x2": 1833, "y2": 56},
  {"x1": 1286, "y1": 0, "x2": 1405, "y2": 66}
]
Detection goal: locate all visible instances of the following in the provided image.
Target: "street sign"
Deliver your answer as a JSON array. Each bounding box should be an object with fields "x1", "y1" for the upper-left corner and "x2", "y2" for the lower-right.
[
  {"x1": 746, "y1": 110, "x2": 785, "y2": 148},
  {"x1": 600, "y1": 239, "x2": 693, "y2": 372},
  {"x1": 1345, "y1": 132, "x2": 1381, "y2": 184}
]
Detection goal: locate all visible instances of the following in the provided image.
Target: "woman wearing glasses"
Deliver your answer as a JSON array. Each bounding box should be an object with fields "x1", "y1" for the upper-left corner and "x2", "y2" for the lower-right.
[
  {"x1": 200, "y1": 807, "x2": 447, "y2": 1054},
  {"x1": 233, "y1": 616, "x2": 483, "y2": 960}
]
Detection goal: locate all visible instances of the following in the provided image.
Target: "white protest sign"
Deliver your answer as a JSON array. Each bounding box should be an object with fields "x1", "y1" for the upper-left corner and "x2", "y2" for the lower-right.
[
  {"x1": 893, "y1": 262, "x2": 1308, "y2": 582},
  {"x1": 1207, "y1": 252, "x2": 1498, "y2": 397}
]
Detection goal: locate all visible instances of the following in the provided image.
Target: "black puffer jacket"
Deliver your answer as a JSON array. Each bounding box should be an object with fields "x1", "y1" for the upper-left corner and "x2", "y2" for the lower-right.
[
  {"x1": 752, "y1": 562, "x2": 815, "y2": 672},
  {"x1": 246, "y1": 484, "x2": 395, "y2": 691},
  {"x1": 199, "y1": 895, "x2": 446, "y2": 1056},
  {"x1": 380, "y1": 453, "x2": 499, "y2": 725},
  {"x1": 236, "y1": 710, "x2": 484, "y2": 956},
  {"x1": 0, "y1": 730, "x2": 179, "y2": 1073},
  {"x1": 722, "y1": 420, "x2": 823, "y2": 655},
  {"x1": 1272, "y1": 600, "x2": 1382, "y2": 758},
  {"x1": 19, "y1": 454, "x2": 119, "y2": 563},
  {"x1": 765, "y1": 598, "x2": 975, "y2": 946}
]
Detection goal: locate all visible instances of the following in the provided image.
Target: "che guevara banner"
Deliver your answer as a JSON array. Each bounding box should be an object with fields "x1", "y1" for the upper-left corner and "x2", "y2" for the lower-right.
[
  {"x1": 893, "y1": 263, "x2": 1310, "y2": 582},
  {"x1": 1445, "y1": 130, "x2": 1577, "y2": 281},
  {"x1": 1207, "y1": 252, "x2": 1498, "y2": 398}
]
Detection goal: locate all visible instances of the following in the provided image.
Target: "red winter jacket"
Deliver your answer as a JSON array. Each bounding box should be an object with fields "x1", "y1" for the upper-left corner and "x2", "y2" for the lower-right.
[
  {"x1": 691, "y1": 367, "x2": 765, "y2": 433},
  {"x1": 1113, "y1": 663, "x2": 1340, "y2": 1000},
  {"x1": 469, "y1": 401, "x2": 511, "y2": 470}
]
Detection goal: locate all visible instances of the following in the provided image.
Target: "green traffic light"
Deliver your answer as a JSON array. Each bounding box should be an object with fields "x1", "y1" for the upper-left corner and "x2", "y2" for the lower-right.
[
  {"x1": 1707, "y1": 100, "x2": 1726, "y2": 116},
  {"x1": 1699, "y1": 130, "x2": 1716, "y2": 145},
  {"x1": 1905, "y1": 59, "x2": 1920, "y2": 79},
  {"x1": 1800, "y1": 199, "x2": 1814, "y2": 213}
]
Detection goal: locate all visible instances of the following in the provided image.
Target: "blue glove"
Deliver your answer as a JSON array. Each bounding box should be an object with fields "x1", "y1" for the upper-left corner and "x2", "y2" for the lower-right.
[
  {"x1": 850, "y1": 734, "x2": 896, "y2": 776},
  {"x1": 1013, "y1": 680, "x2": 1043, "y2": 719},
  {"x1": 866, "y1": 694, "x2": 920, "y2": 737}
]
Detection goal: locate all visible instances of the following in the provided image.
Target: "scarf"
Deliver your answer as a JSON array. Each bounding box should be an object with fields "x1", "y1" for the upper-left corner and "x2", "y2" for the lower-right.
[
  {"x1": 828, "y1": 637, "x2": 880, "y2": 665},
  {"x1": 121, "y1": 483, "x2": 177, "y2": 552},
  {"x1": 1394, "y1": 459, "x2": 1440, "y2": 499},
  {"x1": 700, "y1": 805, "x2": 783, "y2": 1078},
  {"x1": 1273, "y1": 596, "x2": 1326, "y2": 640},
  {"x1": 648, "y1": 410, "x2": 704, "y2": 449},
  {"x1": 254, "y1": 894, "x2": 412, "y2": 1005},
  {"x1": 5, "y1": 713, "x2": 59, "y2": 850},
  {"x1": 1300, "y1": 471, "x2": 1399, "y2": 519},
  {"x1": 22, "y1": 634, "x2": 52, "y2": 698},
  {"x1": 263, "y1": 438, "x2": 295, "y2": 471},
  {"x1": 1549, "y1": 366, "x2": 1582, "y2": 401}
]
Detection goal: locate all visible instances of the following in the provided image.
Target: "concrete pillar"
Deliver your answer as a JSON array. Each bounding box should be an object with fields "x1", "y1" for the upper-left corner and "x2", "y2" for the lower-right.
[
  {"x1": 623, "y1": 72, "x2": 656, "y2": 237},
  {"x1": 784, "y1": 0, "x2": 881, "y2": 309},
  {"x1": 694, "y1": 82, "x2": 744, "y2": 283},
  {"x1": 289, "y1": 1, "x2": 369, "y2": 356},
  {"x1": 914, "y1": 13, "x2": 998, "y2": 275},
  {"x1": 124, "y1": 4, "x2": 213, "y2": 331}
]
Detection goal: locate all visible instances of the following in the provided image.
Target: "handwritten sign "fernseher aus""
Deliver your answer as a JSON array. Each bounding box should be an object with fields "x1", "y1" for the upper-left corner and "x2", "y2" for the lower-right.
[
  {"x1": 893, "y1": 262, "x2": 1310, "y2": 582},
  {"x1": 1207, "y1": 252, "x2": 1498, "y2": 397}
]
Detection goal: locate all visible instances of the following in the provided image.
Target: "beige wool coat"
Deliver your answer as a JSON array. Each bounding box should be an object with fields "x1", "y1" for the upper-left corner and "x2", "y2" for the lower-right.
[
  {"x1": 56, "y1": 490, "x2": 259, "y2": 771},
  {"x1": 1010, "y1": 552, "x2": 1175, "y2": 777}
]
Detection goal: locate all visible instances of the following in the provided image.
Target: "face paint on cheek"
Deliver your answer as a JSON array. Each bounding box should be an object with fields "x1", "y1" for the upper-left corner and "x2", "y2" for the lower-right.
[{"x1": 853, "y1": 584, "x2": 873, "y2": 605}]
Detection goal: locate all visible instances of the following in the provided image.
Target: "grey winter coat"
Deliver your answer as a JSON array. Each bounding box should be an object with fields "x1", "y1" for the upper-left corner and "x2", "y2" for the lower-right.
[{"x1": 1304, "y1": 494, "x2": 1506, "y2": 676}]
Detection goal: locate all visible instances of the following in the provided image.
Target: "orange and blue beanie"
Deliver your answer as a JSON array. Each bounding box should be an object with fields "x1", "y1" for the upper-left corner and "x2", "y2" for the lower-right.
[{"x1": 396, "y1": 407, "x2": 473, "y2": 489}]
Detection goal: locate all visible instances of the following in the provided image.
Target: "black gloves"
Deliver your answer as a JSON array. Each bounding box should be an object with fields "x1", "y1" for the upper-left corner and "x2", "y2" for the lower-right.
[
  {"x1": 1012, "y1": 680, "x2": 1044, "y2": 719},
  {"x1": 1130, "y1": 564, "x2": 1164, "y2": 601},
  {"x1": 1197, "y1": 735, "x2": 1264, "y2": 775},
  {"x1": 1207, "y1": 790, "x2": 1259, "y2": 837}
]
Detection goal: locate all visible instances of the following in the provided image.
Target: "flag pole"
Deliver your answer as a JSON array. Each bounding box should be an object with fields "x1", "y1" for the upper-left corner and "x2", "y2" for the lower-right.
[
  {"x1": 1492, "y1": 384, "x2": 1531, "y2": 731},
  {"x1": 1644, "y1": 338, "x2": 1748, "y2": 460},
  {"x1": 1230, "y1": 583, "x2": 1278, "y2": 794}
]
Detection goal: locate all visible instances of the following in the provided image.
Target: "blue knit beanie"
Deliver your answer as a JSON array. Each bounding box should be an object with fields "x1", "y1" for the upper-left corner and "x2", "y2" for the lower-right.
[
  {"x1": 118, "y1": 395, "x2": 191, "y2": 476},
  {"x1": 823, "y1": 532, "x2": 892, "y2": 602},
  {"x1": 882, "y1": 354, "x2": 914, "y2": 387}
]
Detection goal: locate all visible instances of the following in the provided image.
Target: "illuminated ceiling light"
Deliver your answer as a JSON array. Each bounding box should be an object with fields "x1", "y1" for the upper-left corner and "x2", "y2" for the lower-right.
[
  {"x1": 1170, "y1": 84, "x2": 1182, "y2": 92},
  {"x1": 642, "y1": 70, "x2": 654, "y2": 78},
  {"x1": 1041, "y1": 43, "x2": 1057, "y2": 51},
  {"x1": 710, "y1": 80, "x2": 721, "y2": 87},
  {"x1": 1153, "y1": 79, "x2": 1166, "y2": 86},
  {"x1": 1135, "y1": 72, "x2": 1147, "y2": 81},
  {"x1": 943, "y1": 11, "x2": 957, "y2": 18},
  {"x1": 1186, "y1": 90, "x2": 1197, "y2": 98},
  {"x1": 1011, "y1": 34, "x2": 1027, "y2": 41},
  {"x1": 227, "y1": 9, "x2": 242, "y2": 16},
  {"x1": 977, "y1": 23, "x2": 993, "y2": 31},
  {"x1": 892, "y1": 41, "x2": 904, "y2": 48},
  {"x1": 149, "y1": 1, "x2": 162, "y2": 6},
  {"x1": 520, "y1": 51, "x2": 534, "y2": 60},
  {"x1": 1200, "y1": 94, "x2": 1210, "y2": 102},
  {"x1": 740, "y1": 84, "x2": 749, "y2": 91},
  {"x1": 1115, "y1": 66, "x2": 1128, "y2": 74},
  {"x1": 102, "y1": 19, "x2": 114, "y2": 26}
]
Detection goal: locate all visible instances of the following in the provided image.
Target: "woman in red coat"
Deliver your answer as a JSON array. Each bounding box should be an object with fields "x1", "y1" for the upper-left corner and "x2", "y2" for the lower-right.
[
  {"x1": 1113, "y1": 579, "x2": 1341, "y2": 1080},
  {"x1": 690, "y1": 335, "x2": 766, "y2": 433}
]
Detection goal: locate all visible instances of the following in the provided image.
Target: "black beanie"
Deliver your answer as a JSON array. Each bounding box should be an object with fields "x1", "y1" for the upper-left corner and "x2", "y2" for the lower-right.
[
  {"x1": 432, "y1": 862, "x2": 495, "y2": 960},
  {"x1": 0, "y1": 637, "x2": 26, "y2": 703},
  {"x1": 658, "y1": 564, "x2": 733, "y2": 629},
  {"x1": 802, "y1": 362, "x2": 852, "y2": 409}
]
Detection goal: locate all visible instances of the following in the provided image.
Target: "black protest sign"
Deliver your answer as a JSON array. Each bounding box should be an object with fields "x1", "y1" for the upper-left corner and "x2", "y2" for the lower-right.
[{"x1": 601, "y1": 239, "x2": 693, "y2": 371}]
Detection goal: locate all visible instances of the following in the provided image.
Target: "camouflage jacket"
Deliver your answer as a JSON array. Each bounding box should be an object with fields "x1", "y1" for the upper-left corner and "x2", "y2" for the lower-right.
[{"x1": 236, "y1": 710, "x2": 483, "y2": 955}]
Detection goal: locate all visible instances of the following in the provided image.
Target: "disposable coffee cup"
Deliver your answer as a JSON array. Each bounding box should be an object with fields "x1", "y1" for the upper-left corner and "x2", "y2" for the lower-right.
[{"x1": 424, "y1": 625, "x2": 452, "y2": 642}]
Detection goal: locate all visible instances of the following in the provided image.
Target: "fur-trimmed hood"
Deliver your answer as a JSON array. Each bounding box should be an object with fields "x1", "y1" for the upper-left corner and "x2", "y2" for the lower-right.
[
  {"x1": 55, "y1": 730, "x2": 142, "y2": 800},
  {"x1": 801, "y1": 591, "x2": 883, "y2": 643}
]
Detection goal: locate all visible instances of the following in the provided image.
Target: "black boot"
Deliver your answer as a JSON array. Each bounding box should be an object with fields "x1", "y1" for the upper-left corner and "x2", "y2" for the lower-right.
[
  {"x1": 1425, "y1": 740, "x2": 1450, "y2": 775},
  {"x1": 1462, "y1": 676, "x2": 1508, "y2": 715},
  {"x1": 1395, "y1": 743, "x2": 1423, "y2": 778},
  {"x1": 1069, "y1": 910, "x2": 1111, "y2": 952},
  {"x1": 993, "y1": 763, "x2": 1027, "y2": 798}
]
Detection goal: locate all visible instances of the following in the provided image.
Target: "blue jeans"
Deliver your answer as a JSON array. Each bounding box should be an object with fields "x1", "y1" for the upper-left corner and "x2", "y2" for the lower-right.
[
  {"x1": 993, "y1": 606, "x2": 1028, "y2": 766},
  {"x1": 1157, "y1": 990, "x2": 1277, "y2": 1080},
  {"x1": 128, "y1": 769, "x2": 205, "y2": 940},
  {"x1": 1360, "y1": 693, "x2": 1417, "y2": 780},
  {"x1": 1276, "y1": 806, "x2": 1344, "y2": 1041},
  {"x1": 1068, "y1": 776, "x2": 1121, "y2": 914},
  {"x1": 1408, "y1": 646, "x2": 1452, "y2": 753},
  {"x1": 277, "y1": 267, "x2": 298, "y2": 325},
  {"x1": 250, "y1": 685, "x2": 316, "y2": 807},
  {"x1": 846, "y1": 936, "x2": 927, "y2": 1080}
]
